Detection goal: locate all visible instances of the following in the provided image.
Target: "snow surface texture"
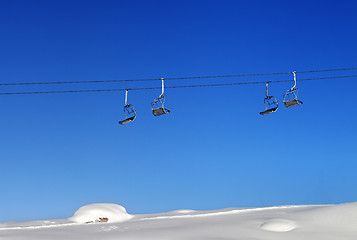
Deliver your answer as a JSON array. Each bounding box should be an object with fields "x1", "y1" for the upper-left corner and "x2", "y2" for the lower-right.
[{"x1": 1, "y1": 202, "x2": 357, "y2": 240}]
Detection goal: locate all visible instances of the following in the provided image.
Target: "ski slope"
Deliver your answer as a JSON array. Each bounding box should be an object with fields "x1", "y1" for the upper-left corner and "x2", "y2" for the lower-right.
[{"x1": 1, "y1": 202, "x2": 356, "y2": 240}]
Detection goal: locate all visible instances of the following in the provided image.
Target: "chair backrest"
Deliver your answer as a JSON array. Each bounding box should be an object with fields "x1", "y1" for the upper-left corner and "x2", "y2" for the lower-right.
[{"x1": 264, "y1": 96, "x2": 278, "y2": 109}]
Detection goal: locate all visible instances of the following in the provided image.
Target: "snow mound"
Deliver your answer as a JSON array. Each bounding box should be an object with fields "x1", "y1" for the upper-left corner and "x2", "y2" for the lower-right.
[
  {"x1": 68, "y1": 203, "x2": 132, "y2": 224},
  {"x1": 260, "y1": 219, "x2": 297, "y2": 232},
  {"x1": 171, "y1": 209, "x2": 195, "y2": 214}
]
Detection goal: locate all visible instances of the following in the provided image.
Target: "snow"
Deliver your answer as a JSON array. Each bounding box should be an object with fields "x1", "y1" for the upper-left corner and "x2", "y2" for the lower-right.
[
  {"x1": 1, "y1": 202, "x2": 357, "y2": 240},
  {"x1": 68, "y1": 203, "x2": 132, "y2": 223},
  {"x1": 260, "y1": 219, "x2": 297, "y2": 232}
]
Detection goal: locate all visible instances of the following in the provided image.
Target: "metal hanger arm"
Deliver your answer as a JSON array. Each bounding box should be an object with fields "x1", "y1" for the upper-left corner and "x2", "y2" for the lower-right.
[
  {"x1": 160, "y1": 78, "x2": 165, "y2": 97},
  {"x1": 125, "y1": 89, "x2": 128, "y2": 105},
  {"x1": 291, "y1": 71, "x2": 297, "y2": 90}
]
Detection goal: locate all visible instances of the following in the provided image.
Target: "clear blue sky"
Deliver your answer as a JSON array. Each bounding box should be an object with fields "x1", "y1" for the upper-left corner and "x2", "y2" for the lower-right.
[{"x1": 0, "y1": 0, "x2": 356, "y2": 222}]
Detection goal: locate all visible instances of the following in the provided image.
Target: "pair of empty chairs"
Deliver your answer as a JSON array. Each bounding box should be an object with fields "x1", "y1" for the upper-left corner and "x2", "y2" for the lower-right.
[
  {"x1": 119, "y1": 78, "x2": 170, "y2": 125},
  {"x1": 260, "y1": 72, "x2": 302, "y2": 115},
  {"x1": 118, "y1": 94, "x2": 170, "y2": 125}
]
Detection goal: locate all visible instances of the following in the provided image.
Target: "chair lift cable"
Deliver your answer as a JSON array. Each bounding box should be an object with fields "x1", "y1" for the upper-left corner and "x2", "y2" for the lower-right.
[
  {"x1": 0, "y1": 67, "x2": 356, "y2": 86},
  {"x1": 0, "y1": 74, "x2": 356, "y2": 95}
]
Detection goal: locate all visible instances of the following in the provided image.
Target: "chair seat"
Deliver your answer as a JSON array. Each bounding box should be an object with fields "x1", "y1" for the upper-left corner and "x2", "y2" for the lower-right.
[
  {"x1": 260, "y1": 107, "x2": 278, "y2": 115},
  {"x1": 119, "y1": 116, "x2": 136, "y2": 125},
  {"x1": 152, "y1": 107, "x2": 170, "y2": 116},
  {"x1": 283, "y1": 99, "x2": 303, "y2": 108}
]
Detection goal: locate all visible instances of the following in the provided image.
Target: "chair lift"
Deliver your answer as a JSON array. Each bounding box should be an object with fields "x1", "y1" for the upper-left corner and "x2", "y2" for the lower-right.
[
  {"x1": 119, "y1": 89, "x2": 136, "y2": 125},
  {"x1": 283, "y1": 71, "x2": 303, "y2": 108},
  {"x1": 151, "y1": 78, "x2": 170, "y2": 116},
  {"x1": 260, "y1": 82, "x2": 278, "y2": 115}
]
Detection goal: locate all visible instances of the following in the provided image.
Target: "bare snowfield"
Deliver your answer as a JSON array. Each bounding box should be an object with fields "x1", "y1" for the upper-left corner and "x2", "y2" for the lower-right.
[{"x1": 1, "y1": 202, "x2": 356, "y2": 240}]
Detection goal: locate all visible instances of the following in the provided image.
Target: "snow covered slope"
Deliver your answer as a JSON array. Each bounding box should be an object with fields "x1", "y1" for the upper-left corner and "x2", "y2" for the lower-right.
[{"x1": 1, "y1": 202, "x2": 356, "y2": 240}]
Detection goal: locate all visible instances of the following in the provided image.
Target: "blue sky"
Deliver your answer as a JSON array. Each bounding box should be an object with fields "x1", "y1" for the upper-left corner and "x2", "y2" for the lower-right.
[{"x1": 0, "y1": 0, "x2": 356, "y2": 222}]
